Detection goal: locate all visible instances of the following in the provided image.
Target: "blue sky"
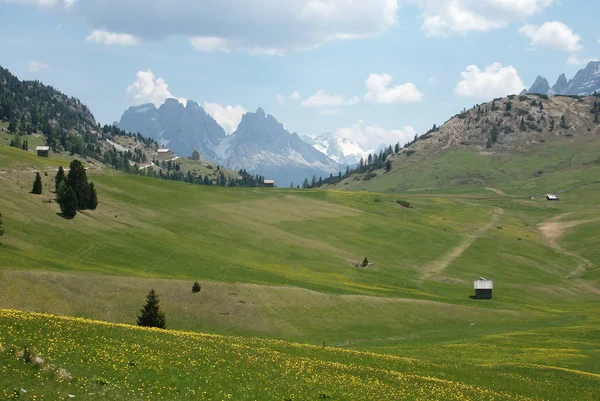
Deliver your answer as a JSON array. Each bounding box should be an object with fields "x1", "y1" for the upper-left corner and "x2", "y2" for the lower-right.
[{"x1": 1, "y1": 0, "x2": 599, "y2": 150}]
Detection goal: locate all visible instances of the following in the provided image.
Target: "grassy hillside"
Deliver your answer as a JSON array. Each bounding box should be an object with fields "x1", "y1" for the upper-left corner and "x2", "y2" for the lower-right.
[
  {"x1": 2, "y1": 309, "x2": 599, "y2": 401},
  {"x1": 334, "y1": 95, "x2": 600, "y2": 195},
  {"x1": 1, "y1": 144, "x2": 600, "y2": 399}
]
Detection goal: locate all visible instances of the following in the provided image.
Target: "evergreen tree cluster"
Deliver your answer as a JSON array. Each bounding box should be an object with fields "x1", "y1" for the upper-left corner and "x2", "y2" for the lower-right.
[
  {"x1": 9, "y1": 136, "x2": 28, "y2": 150},
  {"x1": 55, "y1": 161, "x2": 98, "y2": 218},
  {"x1": 32, "y1": 172, "x2": 43, "y2": 195}
]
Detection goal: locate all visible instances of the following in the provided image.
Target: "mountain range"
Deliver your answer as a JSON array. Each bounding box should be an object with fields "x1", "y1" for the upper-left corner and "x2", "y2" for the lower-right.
[
  {"x1": 301, "y1": 133, "x2": 367, "y2": 166},
  {"x1": 524, "y1": 61, "x2": 600, "y2": 95},
  {"x1": 118, "y1": 104, "x2": 343, "y2": 185}
]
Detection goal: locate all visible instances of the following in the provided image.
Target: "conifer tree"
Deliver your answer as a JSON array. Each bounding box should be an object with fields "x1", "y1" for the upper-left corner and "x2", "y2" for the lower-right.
[
  {"x1": 32, "y1": 172, "x2": 42, "y2": 195},
  {"x1": 0, "y1": 213, "x2": 4, "y2": 237},
  {"x1": 192, "y1": 282, "x2": 201, "y2": 293},
  {"x1": 137, "y1": 289, "x2": 166, "y2": 329},
  {"x1": 88, "y1": 182, "x2": 98, "y2": 210},
  {"x1": 67, "y1": 160, "x2": 89, "y2": 210},
  {"x1": 60, "y1": 187, "x2": 78, "y2": 218},
  {"x1": 385, "y1": 160, "x2": 392, "y2": 172},
  {"x1": 394, "y1": 142, "x2": 400, "y2": 153},
  {"x1": 54, "y1": 166, "x2": 65, "y2": 191}
]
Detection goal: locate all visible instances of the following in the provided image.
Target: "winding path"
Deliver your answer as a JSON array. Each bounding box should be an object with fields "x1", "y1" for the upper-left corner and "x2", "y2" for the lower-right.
[
  {"x1": 421, "y1": 207, "x2": 504, "y2": 280},
  {"x1": 538, "y1": 213, "x2": 600, "y2": 279}
]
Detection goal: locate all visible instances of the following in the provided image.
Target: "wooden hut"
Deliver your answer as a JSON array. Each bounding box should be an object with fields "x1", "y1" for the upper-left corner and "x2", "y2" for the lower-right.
[
  {"x1": 36, "y1": 146, "x2": 50, "y2": 157},
  {"x1": 473, "y1": 279, "x2": 493, "y2": 299}
]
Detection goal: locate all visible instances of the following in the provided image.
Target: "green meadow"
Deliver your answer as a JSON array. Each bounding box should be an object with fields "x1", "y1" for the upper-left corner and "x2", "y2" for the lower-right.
[{"x1": 1, "y1": 144, "x2": 599, "y2": 399}]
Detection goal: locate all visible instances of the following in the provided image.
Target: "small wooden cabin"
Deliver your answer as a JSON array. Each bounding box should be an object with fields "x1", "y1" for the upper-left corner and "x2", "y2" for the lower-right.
[
  {"x1": 264, "y1": 179, "x2": 275, "y2": 188},
  {"x1": 36, "y1": 146, "x2": 50, "y2": 157},
  {"x1": 473, "y1": 279, "x2": 493, "y2": 299}
]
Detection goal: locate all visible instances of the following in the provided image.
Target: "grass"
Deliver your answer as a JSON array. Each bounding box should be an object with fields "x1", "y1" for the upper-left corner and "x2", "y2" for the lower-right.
[
  {"x1": 1, "y1": 309, "x2": 599, "y2": 401},
  {"x1": 1, "y1": 145, "x2": 600, "y2": 399}
]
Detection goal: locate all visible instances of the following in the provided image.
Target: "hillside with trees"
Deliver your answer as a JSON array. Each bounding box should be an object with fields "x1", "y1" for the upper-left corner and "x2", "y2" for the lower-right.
[{"x1": 332, "y1": 93, "x2": 600, "y2": 194}]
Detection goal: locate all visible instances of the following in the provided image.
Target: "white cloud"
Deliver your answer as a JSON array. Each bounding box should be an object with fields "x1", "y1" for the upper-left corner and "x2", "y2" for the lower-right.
[
  {"x1": 289, "y1": 91, "x2": 301, "y2": 100},
  {"x1": 455, "y1": 63, "x2": 525, "y2": 99},
  {"x1": 189, "y1": 37, "x2": 230, "y2": 52},
  {"x1": 365, "y1": 73, "x2": 423, "y2": 104},
  {"x1": 567, "y1": 54, "x2": 600, "y2": 66},
  {"x1": 302, "y1": 91, "x2": 359, "y2": 107},
  {"x1": 126, "y1": 70, "x2": 186, "y2": 107},
  {"x1": 28, "y1": 60, "x2": 49, "y2": 72},
  {"x1": 11, "y1": 0, "x2": 398, "y2": 54},
  {"x1": 275, "y1": 93, "x2": 286, "y2": 105},
  {"x1": 320, "y1": 108, "x2": 342, "y2": 116},
  {"x1": 409, "y1": 0, "x2": 554, "y2": 36},
  {"x1": 86, "y1": 30, "x2": 140, "y2": 46},
  {"x1": 335, "y1": 121, "x2": 415, "y2": 151},
  {"x1": 519, "y1": 21, "x2": 582, "y2": 51},
  {"x1": 202, "y1": 103, "x2": 247, "y2": 134}
]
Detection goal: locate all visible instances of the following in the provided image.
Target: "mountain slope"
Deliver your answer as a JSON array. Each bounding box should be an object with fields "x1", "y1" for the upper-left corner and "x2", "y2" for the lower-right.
[
  {"x1": 332, "y1": 93, "x2": 600, "y2": 194},
  {"x1": 217, "y1": 108, "x2": 341, "y2": 185}
]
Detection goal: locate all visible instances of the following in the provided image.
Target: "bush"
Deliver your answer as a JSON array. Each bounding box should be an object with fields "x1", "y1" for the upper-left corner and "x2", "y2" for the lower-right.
[
  {"x1": 397, "y1": 200, "x2": 411, "y2": 208},
  {"x1": 192, "y1": 281, "x2": 201, "y2": 293},
  {"x1": 361, "y1": 257, "x2": 369, "y2": 267},
  {"x1": 405, "y1": 150, "x2": 416, "y2": 156},
  {"x1": 363, "y1": 172, "x2": 377, "y2": 181},
  {"x1": 519, "y1": 95, "x2": 529, "y2": 102},
  {"x1": 374, "y1": 198, "x2": 381, "y2": 203}
]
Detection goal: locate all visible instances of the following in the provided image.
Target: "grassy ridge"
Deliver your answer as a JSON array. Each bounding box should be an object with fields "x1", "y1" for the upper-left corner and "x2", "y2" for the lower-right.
[{"x1": 2, "y1": 309, "x2": 600, "y2": 401}]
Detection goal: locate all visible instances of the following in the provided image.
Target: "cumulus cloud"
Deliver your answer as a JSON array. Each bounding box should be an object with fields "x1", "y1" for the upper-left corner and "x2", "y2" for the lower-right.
[
  {"x1": 202, "y1": 103, "x2": 247, "y2": 134},
  {"x1": 335, "y1": 121, "x2": 415, "y2": 151},
  {"x1": 126, "y1": 70, "x2": 185, "y2": 106},
  {"x1": 289, "y1": 91, "x2": 301, "y2": 100},
  {"x1": 409, "y1": 0, "x2": 554, "y2": 36},
  {"x1": 455, "y1": 63, "x2": 525, "y2": 99},
  {"x1": 12, "y1": 0, "x2": 399, "y2": 53},
  {"x1": 28, "y1": 60, "x2": 49, "y2": 72},
  {"x1": 86, "y1": 30, "x2": 140, "y2": 46},
  {"x1": 276, "y1": 91, "x2": 301, "y2": 105},
  {"x1": 519, "y1": 21, "x2": 582, "y2": 51},
  {"x1": 302, "y1": 91, "x2": 359, "y2": 107},
  {"x1": 365, "y1": 73, "x2": 423, "y2": 104}
]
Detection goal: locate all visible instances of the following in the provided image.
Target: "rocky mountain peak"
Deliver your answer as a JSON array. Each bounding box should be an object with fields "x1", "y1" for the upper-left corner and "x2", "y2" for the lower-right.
[{"x1": 528, "y1": 76, "x2": 550, "y2": 94}]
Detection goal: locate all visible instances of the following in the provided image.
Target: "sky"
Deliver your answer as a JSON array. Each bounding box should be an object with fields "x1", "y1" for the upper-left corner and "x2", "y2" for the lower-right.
[{"x1": 1, "y1": 0, "x2": 599, "y2": 151}]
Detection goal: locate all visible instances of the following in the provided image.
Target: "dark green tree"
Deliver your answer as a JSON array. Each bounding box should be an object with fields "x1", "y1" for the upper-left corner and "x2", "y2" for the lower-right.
[
  {"x1": 394, "y1": 142, "x2": 400, "y2": 153},
  {"x1": 60, "y1": 186, "x2": 78, "y2": 218},
  {"x1": 88, "y1": 182, "x2": 98, "y2": 210},
  {"x1": 32, "y1": 172, "x2": 43, "y2": 195},
  {"x1": 0, "y1": 212, "x2": 4, "y2": 237},
  {"x1": 520, "y1": 117, "x2": 526, "y2": 131},
  {"x1": 67, "y1": 160, "x2": 89, "y2": 210},
  {"x1": 311, "y1": 175, "x2": 317, "y2": 188},
  {"x1": 550, "y1": 117, "x2": 555, "y2": 131},
  {"x1": 192, "y1": 281, "x2": 201, "y2": 293},
  {"x1": 302, "y1": 178, "x2": 310, "y2": 189},
  {"x1": 137, "y1": 289, "x2": 166, "y2": 329},
  {"x1": 385, "y1": 160, "x2": 392, "y2": 172},
  {"x1": 367, "y1": 153, "x2": 373, "y2": 165},
  {"x1": 55, "y1": 166, "x2": 65, "y2": 191},
  {"x1": 361, "y1": 257, "x2": 369, "y2": 267},
  {"x1": 7, "y1": 119, "x2": 17, "y2": 133},
  {"x1": 560, "y1": 115, "x2": 568, "y2": 129}
]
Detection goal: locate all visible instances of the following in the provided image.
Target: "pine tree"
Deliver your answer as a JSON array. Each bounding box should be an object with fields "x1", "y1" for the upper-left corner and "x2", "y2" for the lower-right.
[
  {"x1": 361, "y1": 257, "x2": 369, "y2": 267},
  {"x1": 385, "y1": 160, "x2": 392, "y2": 172},
  {"x1": 560, "y1": 115, "x2": 568, "y2": 129},
  {"x1": 32, "y1": 172, "x2": 43, "y2": 195},
  {"x1": 137, "y1": 289, "x2": 166, "y2": 329},
  {"x1": 60, "y1": 187, "x2": 78, "y2": 218},
  {"x1": 302, "y1": 178, "x2": 310, "y2": 189},
  {"x1": 394, "y1": 142, "x2": 400, "y2": 153},
  {"x1": 192, "y1": 281, "x2": 201, "y2": 293},
  {"x1": 55, "y1": 166, "x2": 65, "y2": 191},
  {"x1": 0, "y1": 213, "x2": 4, "y2": 237},
  {"x1": 550, "y1": 117, "x2": 555, "y2": 131},
  {"x1": 88, "y1": 182, "x2": 98, "y2": 210},
  {"x1": 8, "y1": 119, "x2": 17, "y2": 133},
  {"x1": 67, "y1": 160, "x2": 89, "y2": 210},
  {"x1": 311, "y1": 175, "x2": 317, "y2": 188}
]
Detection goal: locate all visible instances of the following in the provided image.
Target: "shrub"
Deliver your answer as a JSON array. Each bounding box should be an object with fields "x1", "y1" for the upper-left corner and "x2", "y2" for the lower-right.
[
  {"x1": 361, "y1": 257, "x2": 369, "y2": 267},
  {"x1": 397, "y1": 200, "x2": 411, "y2": 208},
  {"x1": 457, "y1": 112, "x2": 468, "y2": 119},
  {"x1": 363, "y1": 172, "x2": 377, "y2": 181},
  {"x1": 192, "y1": 281, "x2": 201, "y2": 293},
  {"x1": 519, "y1": 95, "x2": 529, "y2": 101},
  {"x1": 374, "y1": 198, "x2": 381, "y2": 203},
  {"x1": 405, "y1": 150, "x2": 416, "y2": 156}
]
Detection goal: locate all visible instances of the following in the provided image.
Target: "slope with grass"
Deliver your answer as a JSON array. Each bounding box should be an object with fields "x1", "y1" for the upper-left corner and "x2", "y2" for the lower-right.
[
  {"x1": 1, "y1": 144, "x2": 600, "y2": 399},
  {"x1": 334, "y1": 94, "x2": 600, "y2": 195},
  {"x1": 2, "y1": 309, "x2": 600, "y2": 401}
]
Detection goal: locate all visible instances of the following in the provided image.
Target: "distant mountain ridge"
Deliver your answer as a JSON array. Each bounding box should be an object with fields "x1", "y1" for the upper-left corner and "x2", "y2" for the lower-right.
[
  {"x1": 301, "y1": 133, "x2": 367, "y2": 166},
  {"x1": 118, "y1": 104, "x2": 342, "y2": 185},
  {"x1": 525, "y1": 61, "x2": 600, "y2": 95},
  {"x1": 118, "y1": 99, "x2": 226, "y2": 161}
]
